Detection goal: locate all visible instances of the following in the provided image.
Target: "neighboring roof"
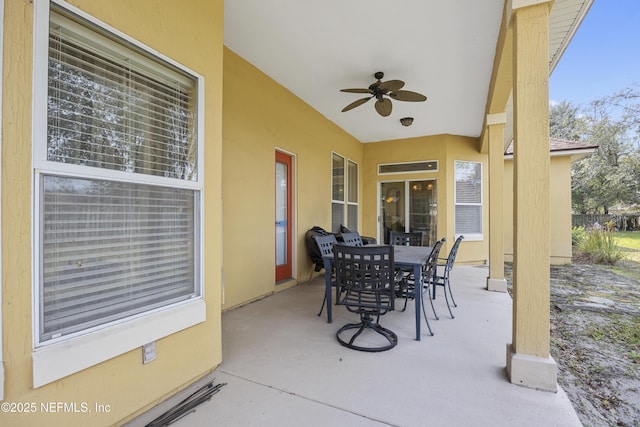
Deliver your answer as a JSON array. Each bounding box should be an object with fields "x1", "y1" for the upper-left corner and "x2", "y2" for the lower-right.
[
  {"x1": 549, "y1": 138, "x2": 599, "y2": 152},
  {"x1": 504, "y1": 138, "x2": 598, "y2": 161}
]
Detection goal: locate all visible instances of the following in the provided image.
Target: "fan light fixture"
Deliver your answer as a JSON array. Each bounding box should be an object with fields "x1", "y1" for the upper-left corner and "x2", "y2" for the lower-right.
[
  {"x1": 340, "y1": 72, "x2": 427, "y2": 117},
  {"x1": 400, "y1": 117, "x2": 413, "y2": 127}
]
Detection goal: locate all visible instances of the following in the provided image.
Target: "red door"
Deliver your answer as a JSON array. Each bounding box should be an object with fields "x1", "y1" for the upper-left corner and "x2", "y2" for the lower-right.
[{"x1": 275, "y1": 151, "x2": 292, "y2": 281}]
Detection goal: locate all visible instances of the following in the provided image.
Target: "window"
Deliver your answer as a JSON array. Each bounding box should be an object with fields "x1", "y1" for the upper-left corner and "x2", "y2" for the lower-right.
[
  {"x1": 378, "y1": 160, "x2": 438, "y2": 174},
  {"x1": 331, "y1": 153, "x2": 358, "y2": 233},
  {"x1": 454, "y1": 161, "x2": 482, "y2": 239},
  {"x1": 34, "y1": 5, "x2": 203, "y2": 347},
  {"x1": 331, "y1": 153, "x2": 345, "y2": 233},
  {"x1": 347, "y1": 160, "x2": 358, "y2": 231}
]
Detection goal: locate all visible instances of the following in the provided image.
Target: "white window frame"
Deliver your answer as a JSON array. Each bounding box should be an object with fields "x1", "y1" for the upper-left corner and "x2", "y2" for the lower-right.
[
  {"x1": 454, "y1": 160, "x2": 483, "y2": 241},
  {"x1": 31, "y1": 0, "x2": 205, "y2": 387},
  {"x1": 331, "y1": 152, "x2": 358, "y2": 233}
]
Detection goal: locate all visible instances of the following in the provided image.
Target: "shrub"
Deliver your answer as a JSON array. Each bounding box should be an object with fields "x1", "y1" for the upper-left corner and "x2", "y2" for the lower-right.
[
  {"x1": 572, "y1": 226, "x2": 586, "y2": 247},
  {"x1": 578, "y1": 228, "x2": 622, "y2": 265}
]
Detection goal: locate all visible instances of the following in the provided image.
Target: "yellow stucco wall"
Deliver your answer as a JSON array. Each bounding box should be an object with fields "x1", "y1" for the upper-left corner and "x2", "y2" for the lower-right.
[
  {"x1": 362, "y1": 135, "x2": 489, "y2": 265},
  {"x1": 221, "y1": 48, "x2": 495, "y2": 310},
  {"x1": 504, "y1": 156, "x2": 573, "y2": 264},
  {"x1": 222, "y1": 48, "x2": 363, "y2": 309},
  {"x1": 1, "y1": 1, "x2": 223, "y2": 425}
]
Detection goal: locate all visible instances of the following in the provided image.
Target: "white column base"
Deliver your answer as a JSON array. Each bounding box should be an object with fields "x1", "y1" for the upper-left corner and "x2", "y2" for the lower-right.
[
  {"x1": 486, "y1": 277, "x2": 508, "y2": 292},
  {"x1": 506, "y1": 343, "x2": 557, "y2": 392}
]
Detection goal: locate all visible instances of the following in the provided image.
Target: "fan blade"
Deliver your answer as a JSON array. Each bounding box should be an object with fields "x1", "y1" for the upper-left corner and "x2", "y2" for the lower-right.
[
  {"x1": 375, "y1": 98, "x2": 392, "y2": 117},
  {"x1": 389, "y1": 90, "x2": 427, "y2": 102},
  {"x1": 341, "y1": 96, "x2": 372, "y2": 112},
  {"x1": 378, "y1": 80, "x2": 405, "y2": 92},
  {"x1": 340, "y1": 88, "x2": 371, "y2": 94}
]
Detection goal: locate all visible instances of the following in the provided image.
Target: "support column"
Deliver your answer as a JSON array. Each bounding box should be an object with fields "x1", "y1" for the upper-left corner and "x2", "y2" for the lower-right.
[
  {"x1": 506, "y1": 1, "x2": 557, "y2": 392},
  {"x1": 486, "y1": 113, "x2": 508, "y2": 292}
]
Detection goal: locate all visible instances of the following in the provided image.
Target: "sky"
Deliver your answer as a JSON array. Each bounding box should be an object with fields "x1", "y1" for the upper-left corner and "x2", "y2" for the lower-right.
[{"x1": 549, "y1": 0, "x2": 640, "y2": 108}]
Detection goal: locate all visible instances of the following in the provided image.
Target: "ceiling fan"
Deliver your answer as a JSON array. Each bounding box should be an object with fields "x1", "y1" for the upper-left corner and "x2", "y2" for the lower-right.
[{"x1": 340, "y1": 71, "x2": 427, "y2": 117}]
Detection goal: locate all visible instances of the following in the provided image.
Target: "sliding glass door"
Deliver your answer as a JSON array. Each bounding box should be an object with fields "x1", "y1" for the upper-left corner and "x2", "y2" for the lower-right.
[{"x1": 379, "y1": 180, "x2": 437, "y2": 246}]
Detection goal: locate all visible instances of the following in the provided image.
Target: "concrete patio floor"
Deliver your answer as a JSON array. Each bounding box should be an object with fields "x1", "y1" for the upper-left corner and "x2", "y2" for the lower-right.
[{"x1": 136, "y1": 266, "x2": 582, "y2": 427}]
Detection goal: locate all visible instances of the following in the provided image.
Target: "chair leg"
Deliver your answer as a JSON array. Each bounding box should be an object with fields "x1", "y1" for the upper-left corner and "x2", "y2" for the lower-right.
[
  {"x1": 346, "y1": 322, "x2": 367, "y2": 344},
  {"x1": 336, "y1": 314, "x2": 398, "y2": 352},
  {"x1": 402, "y1": 293, "x2": 410, "y2": 312},
  {"x1": 443, "y1": 283, "x2": 455, "y2": 319},
  {"x1": 398, "y1": 277, "x2": 413, "y2": 312},
  {"x1": 420, "y1": 289, "x2": 434, "y2": 336},
  {"x1": 430, "y1": 291, "x2": 439, "y2": 320},
  {"x1": 317, "y1": 296, "x2": 327, "y2": 317},
  {"x1": 318, "y1": 281, "x2": 340, "y2": 317},
  {"x1": 446, "y1": 277, "x2": 458, "y2": 307},
  {"x1": 401, "y1": 281, "x2": 411, "y2": 312},
  {"x1": 425, "y1": 282, "x2": 439, "y2": 321}
]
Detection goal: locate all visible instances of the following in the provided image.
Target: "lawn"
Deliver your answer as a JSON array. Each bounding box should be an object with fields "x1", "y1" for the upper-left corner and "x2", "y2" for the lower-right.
[{"x1": 616, "y1": 230, "x2": 640, "y2": 263}]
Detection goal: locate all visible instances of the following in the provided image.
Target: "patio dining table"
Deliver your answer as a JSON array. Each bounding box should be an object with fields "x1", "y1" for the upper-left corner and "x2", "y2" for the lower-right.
[{"x1": 322, "y1": 244, "x2": 433, "y2": 341}]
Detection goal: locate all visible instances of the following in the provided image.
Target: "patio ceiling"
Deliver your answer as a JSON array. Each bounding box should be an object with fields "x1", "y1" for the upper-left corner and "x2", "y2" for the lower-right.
[{"x1": 224, "y1": 0, "x2": 593, "y2": 143}]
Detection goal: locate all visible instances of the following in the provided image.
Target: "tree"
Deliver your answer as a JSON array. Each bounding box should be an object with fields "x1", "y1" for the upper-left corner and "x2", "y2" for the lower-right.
[
  {"x1": 551, "y1": 91, "x2": 640, "y2": 214},
  {"x1": 550, "y1": 100, "x2": 586, "y2": 140},
  {"x1": 609, "y1": 83, "x2": 640, "y2": 136}
]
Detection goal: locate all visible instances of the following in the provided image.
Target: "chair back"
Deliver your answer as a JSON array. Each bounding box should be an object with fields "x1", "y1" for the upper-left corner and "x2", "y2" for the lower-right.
[
  {"x1": 334, "y1": 244, "x2": 395, "y2": 315},
  {"x1": 389, "y1": 231, "x2": 423, "y2": 246},
  {"x1": 313, "y1": 234, "x2": 338, "y2": 258},
  {"x1": 340, "y1": 232, "x2": 363, "y2": 247},
  {"x1": 444, "y1": 235, "x2": 464, "y2": 272},
  {"x1": 423, "y1": 238, "x2": 446, "y2": 282}
]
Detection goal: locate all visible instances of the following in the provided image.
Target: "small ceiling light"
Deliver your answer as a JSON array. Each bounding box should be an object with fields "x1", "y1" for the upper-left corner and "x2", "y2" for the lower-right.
[{"x1": 400, "y1": 117, "x2": 413, "y2": 127}]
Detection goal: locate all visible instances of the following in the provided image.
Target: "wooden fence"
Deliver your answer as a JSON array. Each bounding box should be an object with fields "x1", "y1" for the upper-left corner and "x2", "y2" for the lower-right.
[{"x1": 572, "y1": 214, "x2": 640, "y2": 231}]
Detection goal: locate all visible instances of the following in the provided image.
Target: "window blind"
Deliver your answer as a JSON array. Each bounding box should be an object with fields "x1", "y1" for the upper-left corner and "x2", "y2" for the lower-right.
[
  {"x1": 455, "y1": 205, "x2": 482, "y2": 234},
  {"x1": 347, "y1": 160, "x2": 358, "y2": 203},
  {"x1": 454, "y1": 161, "x2": 482, "y2": 235},
  {"x1": 347, "y1": 160, "x2": 358, "y2": 231},
  {"x1": 40, "y1": 175, "x2": 198, "y2": 341},
  {"x1": 331, "y1": 203, "x2": 344, "y2": 234},
  {"x1": 332, "y1": 153, "x2": 345, "y2": 201},
  {"x1": 347, "y1": 204, "x2": 358, "y2": 231},
  {"x1": 48, "y1": 12, "x2": 197, "y2": 180},
  {"x1": 37, "y1": 10, "x2": 202, "y2": 344}
]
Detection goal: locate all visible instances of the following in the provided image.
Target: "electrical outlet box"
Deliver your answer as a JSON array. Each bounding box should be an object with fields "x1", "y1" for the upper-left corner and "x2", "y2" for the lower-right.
[{"x1": 142, "y1": 341, "x2": 157, "y2": 364}]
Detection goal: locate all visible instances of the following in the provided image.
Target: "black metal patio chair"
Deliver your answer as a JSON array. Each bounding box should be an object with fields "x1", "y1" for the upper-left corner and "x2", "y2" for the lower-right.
[
  {"x1": 313, "y1": 234, "x2": 338, "y2": 316},
  {"x1": 433, "y1": 235, "x2": 464, "y2": 318},
  {"x1": 334, "y1": 244, "x2": 398, "y2": 352},
  {"x1": 389, "y1": 231, "x2": 423, "y2": 297},
  {"x1": 398, "y1": 238, "x2": 445, "y2": 336},
  {"x1": 339, "y1": 232, "x2": 364, "y2": 247},
  {"x1": 389, "y1": 231, "x2": 423, "y2": 246}
]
